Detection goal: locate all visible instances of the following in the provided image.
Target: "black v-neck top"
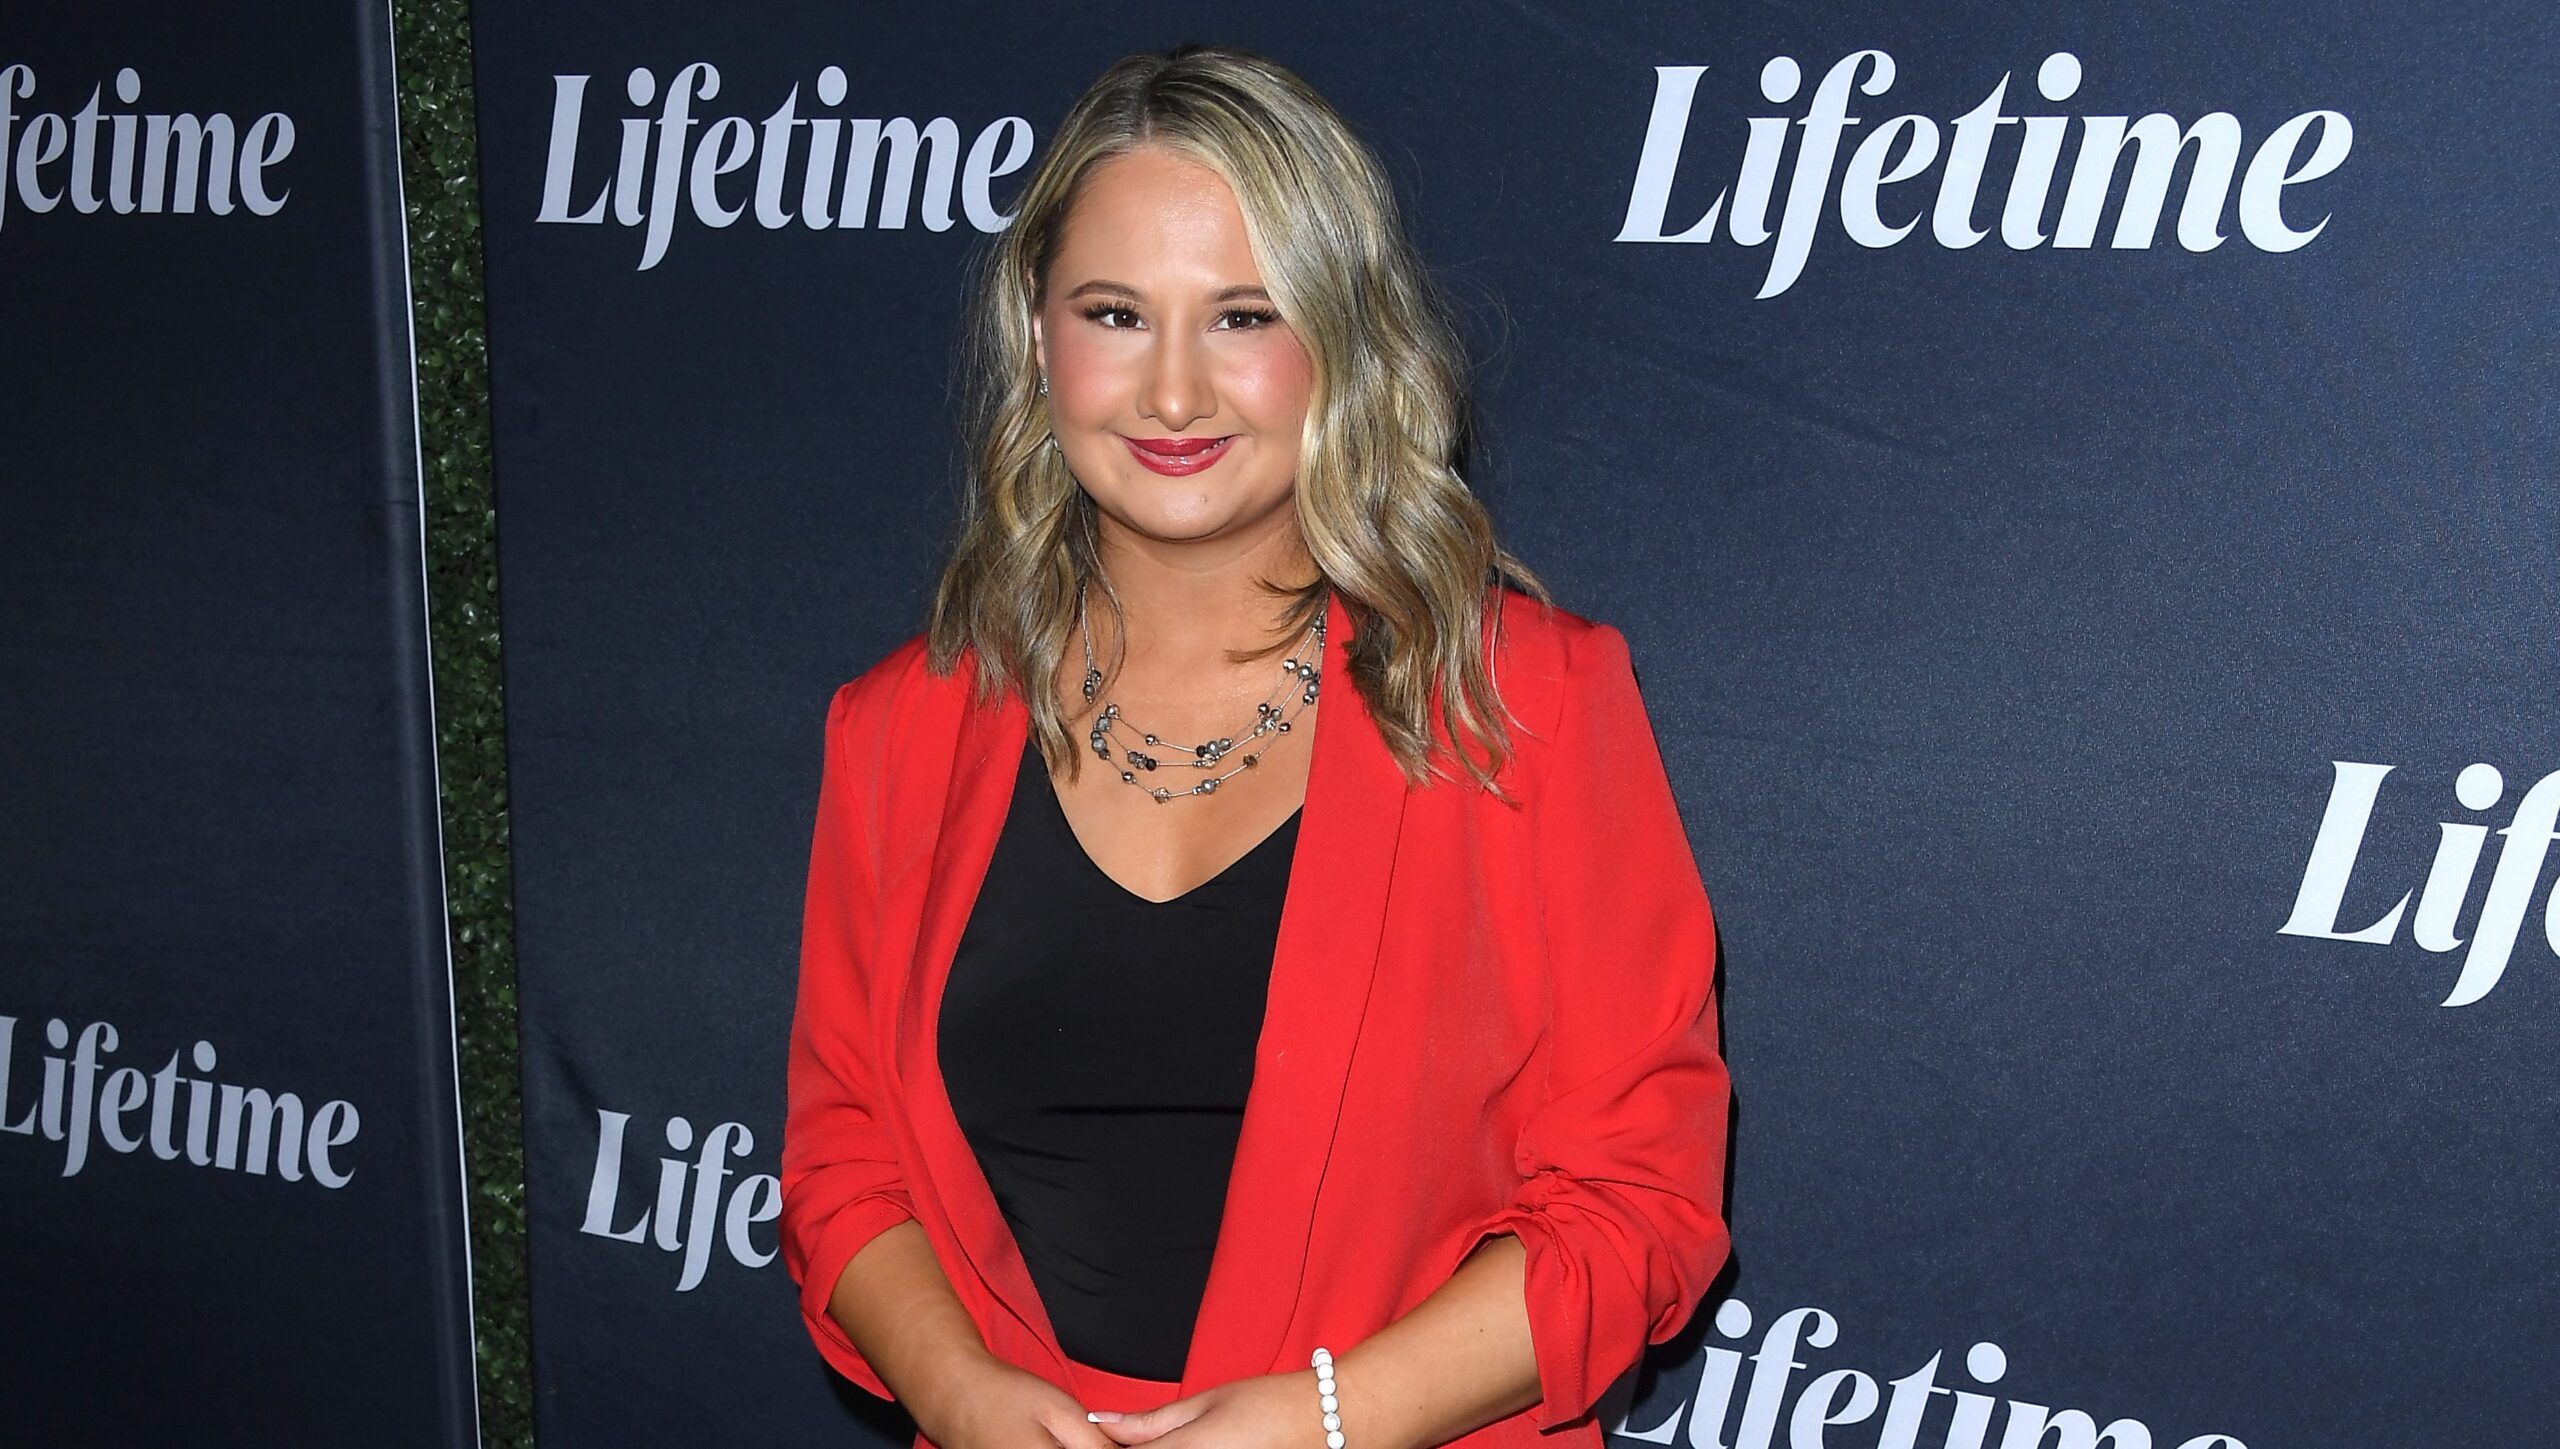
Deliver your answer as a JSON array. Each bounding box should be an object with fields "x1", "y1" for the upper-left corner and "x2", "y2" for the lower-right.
[{"x1": 936, "y1": 737, "x2": 1302, "y2": 1381}]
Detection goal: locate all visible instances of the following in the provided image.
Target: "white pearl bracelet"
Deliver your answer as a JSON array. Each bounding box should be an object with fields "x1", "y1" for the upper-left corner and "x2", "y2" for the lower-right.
[{"x1": 1310, "y1": 1347, "x2": 1344, "y2": 1449}]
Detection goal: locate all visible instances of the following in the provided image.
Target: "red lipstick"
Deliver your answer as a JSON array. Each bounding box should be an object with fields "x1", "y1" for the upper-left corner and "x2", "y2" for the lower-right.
[{"x1": 1121, "y1": 435, "x2": 1234, "y2": 476}]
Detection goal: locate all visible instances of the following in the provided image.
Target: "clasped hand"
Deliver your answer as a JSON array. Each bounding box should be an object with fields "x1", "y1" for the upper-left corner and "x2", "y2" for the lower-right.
[
  {"x1": 1088, "y1": 1368, "x2": 1330, "y2": 1449},
  {"x1": 919, "y1": 1353, "x2": 1336, "y2": 1449}
]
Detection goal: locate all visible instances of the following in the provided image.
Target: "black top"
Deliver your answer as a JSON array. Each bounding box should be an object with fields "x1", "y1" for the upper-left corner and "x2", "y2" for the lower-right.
[{"x1": 937, "y1": 737, "x2": 1302, "y2": 1382}]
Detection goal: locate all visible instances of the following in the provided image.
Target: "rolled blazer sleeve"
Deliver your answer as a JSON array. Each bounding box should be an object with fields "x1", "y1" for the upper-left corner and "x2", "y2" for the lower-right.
[
  {"x1": 779, "y1": 680, "x2": 919, "y2": 1400},
  {"x1": 1465, "y1": 622, "x2": 1733, "y2": 1432}
]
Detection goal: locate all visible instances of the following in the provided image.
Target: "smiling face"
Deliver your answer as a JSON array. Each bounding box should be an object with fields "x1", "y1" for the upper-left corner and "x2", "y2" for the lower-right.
[{"x1": 1031, "y1": 145, "x2": 1316, "y2": 555}]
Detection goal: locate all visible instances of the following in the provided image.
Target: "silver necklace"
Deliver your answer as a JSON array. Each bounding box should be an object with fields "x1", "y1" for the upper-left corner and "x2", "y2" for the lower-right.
[{"x1": 1076, "y1": 578, "x2": 1327, "y2": 804}]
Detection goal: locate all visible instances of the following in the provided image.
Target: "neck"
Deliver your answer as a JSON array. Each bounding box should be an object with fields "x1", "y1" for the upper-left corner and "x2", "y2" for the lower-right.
[{"x1": 1085, "y1": 514, "x2": 1323, "y2": 678}]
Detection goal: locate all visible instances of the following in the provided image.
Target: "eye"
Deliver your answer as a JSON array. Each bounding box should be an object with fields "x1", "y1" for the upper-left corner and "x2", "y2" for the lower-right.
[
  {"x1": 1216, "y1": 307, "x2": 1281, "y2": 330},
  {"x1": 1079, "y1": 302, "x2": 1141, "y2": 329}
]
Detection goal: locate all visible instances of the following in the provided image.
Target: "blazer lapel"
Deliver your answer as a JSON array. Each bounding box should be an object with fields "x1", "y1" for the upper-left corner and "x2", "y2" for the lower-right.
[
  {"x1": 1184, "y1": 589, "x2": 1409, "y2": 1388},
  {"x1": 892, "y1": 589, "x2": 1411, "y2": 1391},
  {"x1": 894, "y1": 649, "x2": 1056, "y2": 1366}
]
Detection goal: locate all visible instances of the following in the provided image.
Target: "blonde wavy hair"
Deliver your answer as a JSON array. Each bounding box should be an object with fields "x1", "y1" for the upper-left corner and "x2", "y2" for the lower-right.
[{"x1": 924, "y1": 43, "x2": 1552, "y2": 800}]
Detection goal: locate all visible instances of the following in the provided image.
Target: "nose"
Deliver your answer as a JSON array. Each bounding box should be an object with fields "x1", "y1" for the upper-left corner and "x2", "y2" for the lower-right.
[{"x1": 1139, "y1": 325, "x2": 1213, "y2": 433}]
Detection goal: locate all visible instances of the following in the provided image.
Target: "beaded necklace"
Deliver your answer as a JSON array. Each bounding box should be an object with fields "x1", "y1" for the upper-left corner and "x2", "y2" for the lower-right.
[{"x1": 1076, "y1": 577, "x2": 1326, "y2": 804}]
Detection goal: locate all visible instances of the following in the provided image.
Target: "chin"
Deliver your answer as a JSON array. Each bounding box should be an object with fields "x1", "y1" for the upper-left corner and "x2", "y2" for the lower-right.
[
  {"x1": 1116, "y1": 496, "x2": 1280, "y2": 547},
  {"x1": 1129, "y1": 507, "x2": 1243, "y2": 542},
  {"x1": 1097, "y1": 491, "x2": 1259, "y2": 541}
]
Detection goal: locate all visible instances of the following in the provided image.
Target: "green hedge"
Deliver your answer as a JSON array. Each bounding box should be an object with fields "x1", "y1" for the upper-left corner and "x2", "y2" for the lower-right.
[{"x1": 392, "y1": 2, "x2": 532, "y2": 1443}]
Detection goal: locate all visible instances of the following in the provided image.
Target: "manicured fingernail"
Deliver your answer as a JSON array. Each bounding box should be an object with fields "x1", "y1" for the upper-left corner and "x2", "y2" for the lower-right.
[{"x1": 1088, "y1": 1411, "x2": 1123, "y2": 1422}]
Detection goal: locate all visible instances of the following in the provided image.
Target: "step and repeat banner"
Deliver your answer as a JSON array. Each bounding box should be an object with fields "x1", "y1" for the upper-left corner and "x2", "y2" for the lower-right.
[
  {"x1": 0, "y1": 2, "x2": 478, "y2": 1445},
  {"x1": 470, "y1": 3, "x2": 2555, "y2": 1446}
]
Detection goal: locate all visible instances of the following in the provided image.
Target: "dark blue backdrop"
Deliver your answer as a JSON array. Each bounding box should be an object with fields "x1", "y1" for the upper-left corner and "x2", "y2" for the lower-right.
[
  {"x1": 0, "y1": 2, "x2": 477, "y2": 1444},
  {"x1": 471, "y1": 4, "x2": 2558, "y2": 1446}
]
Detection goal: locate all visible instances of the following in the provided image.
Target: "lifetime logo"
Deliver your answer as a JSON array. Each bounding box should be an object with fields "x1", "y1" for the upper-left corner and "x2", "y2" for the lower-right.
[
  {"x1": 0, "y1": 65, "x2": 296, "y2": 232},
  {"x1": 579, "y1": 1107, "x2": 781, "y2": 1291},
  {"x1": 2280, "y1": 762, "x2": 2558, "y2": 1007},
  {"x1": 1618, "y1": 50, "x2": 2351, "y2": 299},
  {"x1": 1614, "y1": 1298, "x2": 2249, "y2": 1449},
  {"x1": 535, "y1": 63, "x2": 1033, "y2": 271},
  {"x1": 0, "y1": 1014, "x2": 360, "y2": 1187}
]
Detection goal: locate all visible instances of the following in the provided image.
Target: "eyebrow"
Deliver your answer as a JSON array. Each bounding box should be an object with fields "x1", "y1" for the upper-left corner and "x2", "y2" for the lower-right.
[{"x1": 1063, "y1": 279, "x2": 1273, "y2": 304}]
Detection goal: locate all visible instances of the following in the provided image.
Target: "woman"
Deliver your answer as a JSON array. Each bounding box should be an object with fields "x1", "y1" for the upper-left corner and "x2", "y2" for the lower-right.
[{"x1": 780, "y1": 44, "x2": 1729, "y2": 1449}]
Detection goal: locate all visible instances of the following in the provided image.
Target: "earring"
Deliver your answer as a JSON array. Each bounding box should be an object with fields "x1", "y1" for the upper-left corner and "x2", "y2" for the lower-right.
[{"x1": 1038, "y1": 371, "x2": 1050, "y2": 397}]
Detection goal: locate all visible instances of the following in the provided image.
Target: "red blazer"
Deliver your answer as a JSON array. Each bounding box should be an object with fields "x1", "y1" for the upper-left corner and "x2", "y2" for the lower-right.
[{"x1": 780, "y1": 586, "x2": 1731, "y2": 1449}]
